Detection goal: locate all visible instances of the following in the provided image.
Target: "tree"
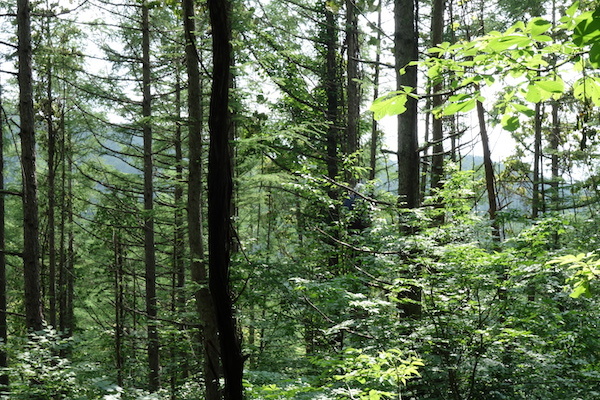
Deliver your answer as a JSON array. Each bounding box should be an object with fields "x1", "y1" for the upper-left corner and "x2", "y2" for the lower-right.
[
  {"x1": 0, "y1": 83, "x2": 7, "y2": 394},
  {"x1": 141, "y1": 0, "x2": 160, "y2": 391},
  {"x1": 181, "y1": 0, "x2": 222, "y2": 397},
  {"x1": 429, "y1": 0, "x2": 446, "y2": 192},
  {"x1": 17, "y1": 0, "x2": 44, "y2": 332},
  {"x1": 324, "y1": 1, "x2": 341, "y2": 186},
  {"x1": 394, "y1": 0, "x2": 422, "y2": 323},
  {"x1": 345, "y1": 0, "x2": 360, "y2": 185},
  {"x1": 207, "y1": 0, "x2": 244, "y2": 398},
  {"x1": 369, "y1": 0, "x2": 383, "y2": 182},
  {"x1": 394, "y1": 0, "x2": 420, "y2": 210}
]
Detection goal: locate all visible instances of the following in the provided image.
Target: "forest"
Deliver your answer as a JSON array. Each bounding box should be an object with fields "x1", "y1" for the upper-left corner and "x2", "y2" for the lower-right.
[{"x1": 0, "y1": 0, "x2": 600, "y2": 398}]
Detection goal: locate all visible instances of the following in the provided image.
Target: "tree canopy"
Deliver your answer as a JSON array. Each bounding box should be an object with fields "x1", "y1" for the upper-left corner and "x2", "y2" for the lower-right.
[{"x1": 0, "y1": 0, "x2": 599, "y2": 399}]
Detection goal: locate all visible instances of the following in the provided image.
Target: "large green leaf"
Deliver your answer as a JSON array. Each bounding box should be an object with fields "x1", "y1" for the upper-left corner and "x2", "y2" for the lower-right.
[
  {"x1": 370, "y1": 92, "x2": 408, "y2": 120},
  {"x1": 442, "y1": 98, "x2": 477, "y2": 115},
  {"x1": 590, "y1": 42, "x2": 600, "y2": 67},
  {"x1": 488, "y1": 35, "x2": 532, "y2": 52},
  {"x1": 527, "y1": 18, "x2": 552, "y2": 37},
  {"x1": 501, "y1": 114, "x2": 520, "y2": 131},
  {"x1": 535, "y1": 78, "x2": 565, "y2": 93},
  {"x1": 524, "y1": 84, "x2": 543, "y2": 103},
  {"x1": 573, "y1": 9, "x2": 600, "y2": 47},
  {"x1": 573, "y1": 76, "x2": 600, "y2": 106}
]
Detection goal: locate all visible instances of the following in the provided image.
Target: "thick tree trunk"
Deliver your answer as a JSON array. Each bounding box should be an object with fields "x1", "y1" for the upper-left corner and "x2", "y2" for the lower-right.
[
  {"x1": 141, "y1": 2, "x2": 160, "y2": 391},
  {"x1": 207, "y1": 0, "x2": 244, "y2": 398},
  {"x1": 182, "y1": 0, "x2": 222, "y2": 398},
  {"x1": 395, "y1": 0, "x2": 421, "y2": 321},
  {"x1": 395, "y1": 0, "x2": 420, "y2": 209},
  {"x1": 18, "y1": 0, "x2": 44, "y2": 332}
]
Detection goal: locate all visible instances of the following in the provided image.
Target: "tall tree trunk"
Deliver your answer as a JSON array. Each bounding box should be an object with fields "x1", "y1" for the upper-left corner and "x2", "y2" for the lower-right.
[
  {"x1": 532, "y1": 102, "x2": 542, "y2": 218},
  {"x1": 141, "y1": 2, "x2": 160, "y2": 391},
  {"x1": 113, "y1": 229, "x2": 124, "y2": 387},
  {"x1": 395, "y1": 0, "x2": 420, "y2": 209},
  {"x1": 345, "y1": 0, "x2": 359, "y2": 185},
  {"x1": 430, "y1": 0, "x2": 445, "y2": 192},
  {"x1": 207, "y1": 0, "x2": 244, "y2": 398},
  {"x1": 476, "y1": 99, "x2": 499, "y2": 239},
  {"x1": 550, "y1": 101, "x2": 560, "y2": 209},
  {"x1": 58, "y1": 105, "x2": 74, "y2": 337},
  {"x1": 18, "y1": 0, "x2": 44, "y2": 332},
  {"x1": 0, "y1": 83, "x2": 8, "y2": 393},
  {"x1": 66, "y1": 152, "x2": 74, "y2": 334},
  {"x1": 395, "y1": 0, "x2": 421, "y2": 321},
  {"x1": 58, "y1": 111, "x2": 67, "y2": 333},
  {"x1": 45, "y1": 46, "x2": 57, "y2": 329},
  {"x1": 171, "y1": 60, "x2": 188, "y2": 397},
  {"x1": 325, "y1": 4, "x2": 340, "y2": 185},
  {"x1": 369, "y1": 0, "x2": 382, "y2": 182},
  {"x1": 182, "y1": 0, "x2": 222, "y2": 398}
]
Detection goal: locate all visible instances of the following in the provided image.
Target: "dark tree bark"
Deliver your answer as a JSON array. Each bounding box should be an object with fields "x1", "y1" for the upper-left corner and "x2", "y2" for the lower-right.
[
  {"x1": 430, "y1": 0, "x2": 445, "y2": 192},
  {"x1": 324, "y1": 4, "x2": 340, "y2": 185},
  {"x1": 550, "y1": 101, "x2": 560, "y2": 208},
  {"x1": 0, "y1": 84, "x2": 8, "y2": 393},
  {"x1": 345, "y1": 0, "x2": 359, "y2": 185},
  {"x1": 532, "y1": 102, "x2": 543, "y2": 218},
  {"x1": 182, "y1": 0, "x2": 222, "y2": 398},
  {"x1": 18, "y1": 0, "x2": 44, "y2": 332},
  {"x1": 44, "y1": 39, "x2": 57, "y2": 329},
  {"x1": 476, "y1": 99, "x2": 500, "y2": 239},
  {"x1": 369, "y1": 1, "x2": 382, "y2": 182},
  {"x1": 170, "y1": 61, "x2": 188, "y2": 396},
  {"x1": 141, "y1": 1, "x2": 160, "y2": 391},
  {"x1": 58, "y1": 107, "x2": 74, "y2": 337},
  {"x1": 113, "y1": 229, "x2": 124, "y2": 387},
  {"x1": 395, "y1": 0, "x2": 420, "y2": 209},
  {"x1": 207, "y1": 0, "x2": 244, "y2": 398},
  {"x1": 394, "y1": 0, "x2": 421, "y2": 322}
]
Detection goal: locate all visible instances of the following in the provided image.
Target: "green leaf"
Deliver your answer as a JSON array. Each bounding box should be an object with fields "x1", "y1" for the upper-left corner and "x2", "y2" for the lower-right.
[
  {"x1": 524, "y1": 84, "x2": 542, "y2": 103},
  {"x1": 570, "y1": 282, "x2": 590, "y2": 298},
  {"x1": 488, "y1": 35, "x2": 531, "y2": 52},
  {"x1": 370, "y1": 93, "x2": 408, "y2": 120},
  {"x1": 573, "y1": 12, "x2": 600, "y2": 47},
  {"x1": 513, "y1": 103, "x2": 535, "y2": 117},
  {"x1": 442, "y1": 98, "x2": 476, "y2": 115},
  {"x1": 501, "y1": 114, "x2": 520, "y2": 131},
  {"x1": 536, "y1": 78, "x2": 565, "y2": 93},
  {"x1": 573, "y1": 76, "x2": 600, "y2": 105},
  {"x1": 527, "y1": 18, "x2": 552, "y2": 37},
  {"x1": 565, "y1": 2, "x2": 580, "y2": 18},
  {"x1": 590, "y1": 42, "x2": 600, "y2": 67}
]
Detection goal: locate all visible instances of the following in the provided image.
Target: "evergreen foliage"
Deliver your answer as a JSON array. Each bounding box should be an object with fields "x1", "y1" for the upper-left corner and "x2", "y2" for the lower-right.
[{"x1": 0, "y1": 0, "x2": 599, "y2": 399}]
